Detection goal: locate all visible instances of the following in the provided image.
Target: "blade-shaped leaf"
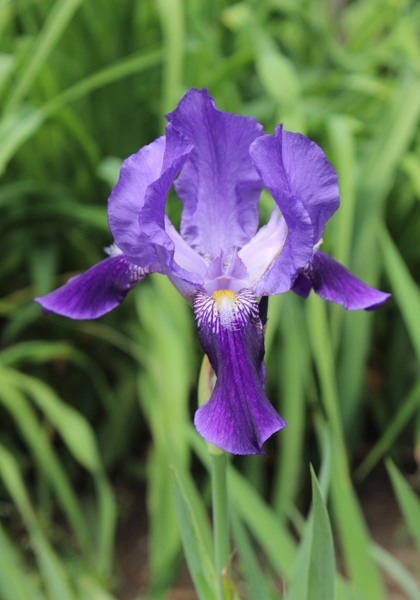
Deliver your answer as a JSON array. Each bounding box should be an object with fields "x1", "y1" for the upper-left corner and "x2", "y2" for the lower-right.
[
  {"x1": 371, "y1": 543, "x2": 420, "y2": 600},
  {"x1": 307, "y1": 466, "x2": 335, "y2": 600},
  {"x1": 0, "y1": 444, "x2": 75, "y2": 600},
  {"x1": 170, "y1": 466, "x2": 217, "y2": 600},
  {"x1": 386, "y1": 460, "x2": 420, "y2": 555},
  {"x1": 378, "y1": 224, "x2": 420, "y2": 362}
]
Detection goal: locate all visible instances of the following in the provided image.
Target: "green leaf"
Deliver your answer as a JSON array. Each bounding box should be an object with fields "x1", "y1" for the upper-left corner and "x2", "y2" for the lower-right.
[
  {"x1": 370, "y1": 543, "x2": 420, "y2": 600},
  {"x1": 307, "y1": 466, "x2": 335, "y2": 600},
  {"x1": 0, "y1": 369, "x2": 91, "y2": 553},
  {"x1": 386, "y1": 460, "x2": 420, "y2": 555},
  {"x1": 272, "y1": 296, "x2": 309, "y2": 516},
  {"x1": 0, "y1": 444, "x2": 75, "y2": 600},
  {"x1": 0, "y1": 522, "x2": 43, "y2": 600},
  {"x1": 231, "y1": 513, "x2": 273, "y2": 600},
  {"x1": 306, "y1": 294, "x2": 385, "y2": 598},
  {"x1": 338, "y1": 75, "x2": 420, "y2": 428},
  {"x1": 378, "y1": 224, "x2": 420, "y2": 361},
  {"x1": 0, "y1": 48, "x2": 162, "y2": 172},
  {"x1": 2, "y1": 368, "x2": 116, "y2": 574},
  {"x1": 228, "y1": 467, "x2": 297, "y2": 579},
  {"x1": 359, "y1": 77, "x2": 420, "y2": 213},
  {"x1": 288, "y1": 437, "x2": 334, "y2": 600},
  {"x1": 255, "y1": 34, "x2": 303, "y2": 130},
  {"x1": 170, "y1": 466, "x2": 217, "y2": 600},
  {"x1": 156, "y1": 0, "x2": 184, "y2": 119},
  {"x1": 0, "y1": 105, "x2": 45, "y2": 175},
  {"x1": 5, "y1": 0, "x2": 83, "y2": 110},
  {"x1": 19, "y1": 372, "x2": 116, "y2": 574},
  {"x1": 355, "y1": 379, "x2": 420, "y2": 480},
  {"x1": 330, "y1": 438, "x2": 385, "y2": 600},
  {"x1": 135, "y1": 277, "x2": 195, "y2": 591},
  {"x1": 9, "y1": 371, "x2": 103, "y2": 473},
  {"x1": 189, "y1": 428, "x2": 297, "y2": 580}
]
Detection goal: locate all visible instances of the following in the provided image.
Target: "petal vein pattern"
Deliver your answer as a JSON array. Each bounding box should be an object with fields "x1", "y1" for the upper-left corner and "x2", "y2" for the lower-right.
[
  {"x1": 35, "y1": 255, "x2": 149, "y2": 320},
  {"x1": 167, "y1": 88, "x2": 264, "y2": 258},
  {"x1": 194, "y1": 289, "x2": 286, "y2": 454}
]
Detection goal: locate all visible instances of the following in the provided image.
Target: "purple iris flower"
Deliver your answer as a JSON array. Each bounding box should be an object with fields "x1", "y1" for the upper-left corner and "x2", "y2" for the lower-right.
[{"x1": 36, "y1": 88, "x2": 390, "y2": 455}]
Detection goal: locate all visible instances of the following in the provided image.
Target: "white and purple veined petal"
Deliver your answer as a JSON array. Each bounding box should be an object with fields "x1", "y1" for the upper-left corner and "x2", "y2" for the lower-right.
[{"x1": 193, "y1": 289, "x2": 286, "y2": 455}]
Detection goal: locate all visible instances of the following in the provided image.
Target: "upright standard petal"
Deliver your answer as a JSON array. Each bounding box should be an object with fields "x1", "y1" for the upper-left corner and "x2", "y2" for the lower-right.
[
  {"x1": 167, "y1": 88, "x2": 264, "y2": 258},
  {"x1": 139, "y1": 123, "x2": 204, "y2": 300},
  {"x1": 35, "y1": 255, "x2": 149, "y2": 319},
  {"x1": 250, "y1": 133, "x2": 312, "y2": 295},
  {"x1": 107, "y1": 136, "x2": 166, "y2": 271},
  {"x1": 293, "y1": 250, "x2": 391, "y2": 310},
  {"x1": 274, "y1": 125, "x2": 339, "y2": 243},
  {"x1": 193, "y1": 289, "x2": 286, "y2": 455},
  {"x1": 250, "y1": 125, "x2": 340, "y2": 296}
]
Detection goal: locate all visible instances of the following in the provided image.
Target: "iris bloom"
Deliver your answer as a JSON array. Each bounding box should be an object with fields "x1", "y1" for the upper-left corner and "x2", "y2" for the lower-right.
[{"x1": 36, "y1": 89, "x2": 389, "y2": 455}]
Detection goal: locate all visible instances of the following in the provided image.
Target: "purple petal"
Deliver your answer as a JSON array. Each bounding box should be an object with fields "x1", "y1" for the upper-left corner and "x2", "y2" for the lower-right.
[
  {"x1": 139, "y1": 124, "x2": 204, "y2": 300},
  {"x1": 203, "y1": 248, "x2": 249, "y2": 295},
  {"x1": 274, "y1": 125, "x2": 340, "y2": 244},
  {"x1": 291, "y1": 271, "x2": 312, "y2": 299},
  {"x1": 296, "y1": 250, "x2": 391, "y2": 310},
  {"x1": 193, "y1": 289, "x2": 286, "y2": 455},
  {"x1": 249, "y1": 125, "x2": 340, "y2": 296},
  {"x1": 249, "y1": 132, "x2": 313, "y2": 295},
  {"x1": 35, "y1": 255, "x2": 147, "y2": 319},
  {"x1": 164, "y1": 216, "x2": 207, "y2": 279},
  {"x1": 238, "y1": 208, "x2": 287, "y2": 287},
  {"x1": 167, "y1": 88, "x2": 264, "y2": 258},
  {"x1": 107, "y1": 137, "x2": 166, "y2": 270}
]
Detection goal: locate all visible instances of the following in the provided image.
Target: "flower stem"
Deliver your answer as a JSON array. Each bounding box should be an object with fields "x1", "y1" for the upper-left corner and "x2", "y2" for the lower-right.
[{"x1": 210, "y1": 449, "x2": 229, "y2": 600}]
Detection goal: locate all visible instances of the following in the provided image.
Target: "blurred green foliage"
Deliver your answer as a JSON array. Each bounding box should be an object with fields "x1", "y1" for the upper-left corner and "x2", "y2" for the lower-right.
[{"x1": 1, "y1": 0, "x2": 420, "y2": 598}]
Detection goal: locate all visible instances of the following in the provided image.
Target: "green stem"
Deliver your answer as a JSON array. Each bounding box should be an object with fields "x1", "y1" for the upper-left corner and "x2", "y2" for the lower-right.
[{"x1": 211, "y1": 451, "x2": 229, "y2": 600}]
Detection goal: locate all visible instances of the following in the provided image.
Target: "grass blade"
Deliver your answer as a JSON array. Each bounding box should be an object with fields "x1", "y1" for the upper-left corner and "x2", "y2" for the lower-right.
[
  {"x1": 386, "y1": 460, "x2": 420, "y2": 555},
  {"x1": 170, "y1": 466, "x2": 217, "y2": 600},
  {"x1": 156, "y1": 0, "x2": 184, "y2": 119},
  {"x1": 378, "y1": 224, "x2": 420, "y2": 361},
  {"x1": 0, "y1": 523, "x2": 43, "y2": 600},
  {"x1": 272, "y1": 297, "x2": 309, "y2": 516},
  {"x1": 10, "y1": 370, "x2": 116, "y2": 574},
  {"x1": 0, "y1": 444, "x2": 75, "y2": 600},
  {"x1": 0, "y1": 369, "x2": 91, "y2": 554},
  {"x1": 228, "y1": 467, "x2": 297, "y2": 580},
  {"x1": 5, "y1": 0, "x2": 83, "y2": 110},
  {"x1": 231, "y1": 512, "x2": 273, "y2": 600},
  {"x1": 330, "y1": 438, "x2": 385, "y2": 600},
  {"x1": 307, "y1": 466, "x2": 335, "y2": 600},
  {"x1": 306, "y1": 296, "x2": 385, "y2": 599},
  {"x1": 355, "y1": 379, "x2": 420, "y2": 480},
  {"x1": 370, "y1": 543, "x2": 420, "y2": 600}
]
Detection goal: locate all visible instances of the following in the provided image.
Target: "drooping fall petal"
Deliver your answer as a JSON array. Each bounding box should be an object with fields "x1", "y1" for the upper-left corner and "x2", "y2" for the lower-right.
[
  {"x1": 293, "y1": 250, "x2": 391, "y2": 310},
  {"x1": 194, "y1": 289, "x2": 286, "y2": 454},
  {"x1": 35, "y1": 255, "x2": 150, "y2": 319}
]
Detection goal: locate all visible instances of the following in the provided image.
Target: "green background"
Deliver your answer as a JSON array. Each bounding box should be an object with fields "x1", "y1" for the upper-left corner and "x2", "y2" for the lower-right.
[{"x1": 1, "y1": 0, "x2": 420, "y2": 598}]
